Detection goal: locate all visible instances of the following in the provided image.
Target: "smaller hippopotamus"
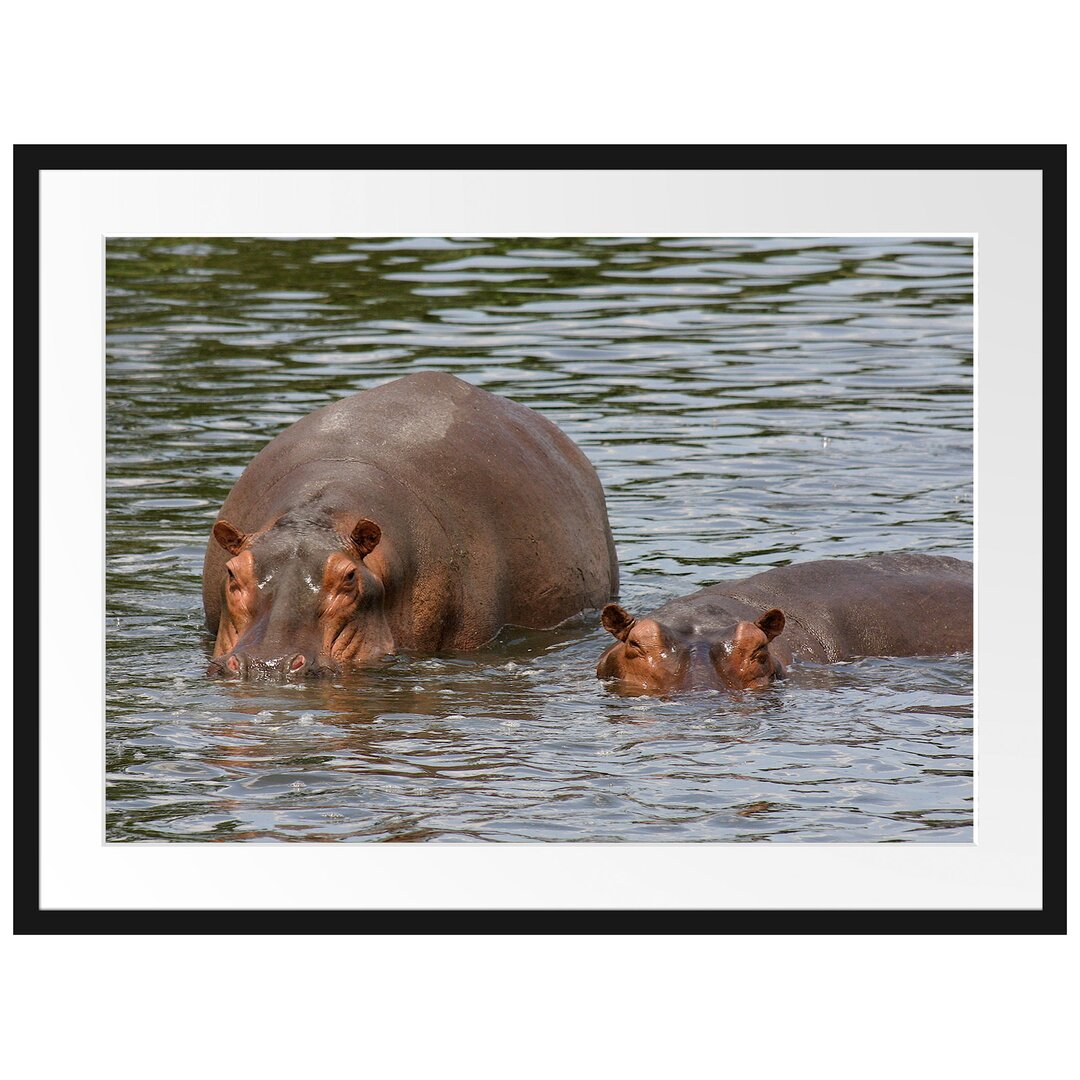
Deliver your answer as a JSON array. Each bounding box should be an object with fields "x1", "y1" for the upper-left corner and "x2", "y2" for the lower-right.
[{"x1": 596, "y1": 554, "x2": 972, "y2": 694}]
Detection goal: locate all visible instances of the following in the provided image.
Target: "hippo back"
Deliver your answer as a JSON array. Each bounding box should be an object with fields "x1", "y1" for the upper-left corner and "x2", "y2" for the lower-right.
[{"x1": 655, "y1": 554, "x2": 972, "y2": 662}]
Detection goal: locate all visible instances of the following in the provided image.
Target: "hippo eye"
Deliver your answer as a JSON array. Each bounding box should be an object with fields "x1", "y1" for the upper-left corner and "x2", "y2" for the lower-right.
[
  {"x1": 225, "y1": 572, "x2": 245, "y2": 601},
  {"x1": 342, "y1": 569, "x2": 356, "y2": 588}
]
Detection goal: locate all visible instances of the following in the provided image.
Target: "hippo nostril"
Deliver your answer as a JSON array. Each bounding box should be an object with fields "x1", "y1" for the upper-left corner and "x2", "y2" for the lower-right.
[
  {"x1": 226, "y1": 655, "x2": 240, "y2": 673},
  {"x1": 290, "y1": 654, "x2": 306, "y2": 672}
]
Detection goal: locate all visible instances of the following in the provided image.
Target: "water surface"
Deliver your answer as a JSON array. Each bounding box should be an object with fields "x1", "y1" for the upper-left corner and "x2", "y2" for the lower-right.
[{"x1": 106, "y1": 236, "x2": 973, "y2": 842}]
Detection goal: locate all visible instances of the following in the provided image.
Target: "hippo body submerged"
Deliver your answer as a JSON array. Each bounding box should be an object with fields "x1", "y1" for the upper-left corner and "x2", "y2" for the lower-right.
[
  {"x1": 203, "y1": 372, "x2": 619, "y2": 677},
  {"x1": 597, "y1": 554, "x2": 972, "y2": 693}
]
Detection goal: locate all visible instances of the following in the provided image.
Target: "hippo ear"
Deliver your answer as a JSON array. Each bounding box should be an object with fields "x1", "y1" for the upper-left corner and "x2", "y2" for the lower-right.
[
  {"x1": 349, "y1": 518, "x2": 382, "y2": 560},
  {"x1": 213, "y1": 519, "x2": 248, "y2": 555},
  {"x1": 601, "y1": 603, "x2": 636, "y2": 641},
  {"x1": 756, "y1": 608, "x2": 785, "y2": 641}
]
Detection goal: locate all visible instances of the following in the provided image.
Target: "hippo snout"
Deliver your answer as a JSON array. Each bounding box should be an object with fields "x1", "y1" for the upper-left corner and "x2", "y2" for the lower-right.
[{"x1": 208, "y1": 651, "x2": 338, "y2": 680}]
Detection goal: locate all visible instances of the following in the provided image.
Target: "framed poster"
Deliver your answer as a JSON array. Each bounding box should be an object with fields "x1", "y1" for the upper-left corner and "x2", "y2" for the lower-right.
[{"x1": 15, "y1": 145, "x2": 1062, "y2": 932}]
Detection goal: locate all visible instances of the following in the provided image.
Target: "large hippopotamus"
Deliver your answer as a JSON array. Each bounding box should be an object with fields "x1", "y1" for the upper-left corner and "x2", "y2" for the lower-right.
[
  {"x1": 596, "y1": 554, "x2": 972, "y2": 694},
  {"x1": 203, "y1": 371, "x2": 619, "y2": 678}
]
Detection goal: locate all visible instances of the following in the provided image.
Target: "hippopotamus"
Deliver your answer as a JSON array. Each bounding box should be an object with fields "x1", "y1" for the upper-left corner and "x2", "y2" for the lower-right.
[
  {"x1": 596, "y1": 554, "x2": 972, "y2": 694},
  {"x1": 203, "y1": 371, "x2": 619, "y2": 678}
]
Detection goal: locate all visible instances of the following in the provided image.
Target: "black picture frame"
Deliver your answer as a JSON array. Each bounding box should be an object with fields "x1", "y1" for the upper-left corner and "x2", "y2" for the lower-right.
[{"x1": 14, "y1": 144, "x2": 1065, "y2": 934}]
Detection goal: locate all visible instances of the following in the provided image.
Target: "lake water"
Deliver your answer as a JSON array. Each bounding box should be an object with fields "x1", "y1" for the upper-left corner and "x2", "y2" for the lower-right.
[{"x1": 105, "y1": 236, "x2": 974, "y2": 842}]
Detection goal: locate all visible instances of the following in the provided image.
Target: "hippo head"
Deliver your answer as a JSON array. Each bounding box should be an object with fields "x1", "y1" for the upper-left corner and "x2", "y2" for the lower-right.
[
  {"x1": 595, "y1": 604, "x2": 787, "y2": 694},
  {"x1": 208, "y1": 513, "x2": 393, "y2": 679}
]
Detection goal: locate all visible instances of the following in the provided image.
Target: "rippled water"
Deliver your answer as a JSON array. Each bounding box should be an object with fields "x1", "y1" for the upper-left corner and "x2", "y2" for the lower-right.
[{"x1": 106, "y1": 236, "x2": 974, "y2": 842}]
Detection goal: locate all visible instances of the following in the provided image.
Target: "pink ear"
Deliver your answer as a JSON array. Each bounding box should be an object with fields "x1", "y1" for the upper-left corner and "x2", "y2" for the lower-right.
[
  {"x1": 213, "y1": 519, "x2": 247, "y2": 555},
  {"x1": 601, "y1": 604, "x2": 636, "y2": 641},
  {"x1": 350, "y1": 518, "x2": 382, "y2": 559},
  {"x1": 756, "y1": 609, "x2": 785, "y2": 641}
]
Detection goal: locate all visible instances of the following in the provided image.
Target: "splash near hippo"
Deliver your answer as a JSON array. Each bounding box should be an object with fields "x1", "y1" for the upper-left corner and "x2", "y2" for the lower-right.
[
  {"x1": 203, "y1": 372, "x2": 619, "y2": 678},
  {"x1": 596, "y1": 554, "x2": 972, "y2": 694}
]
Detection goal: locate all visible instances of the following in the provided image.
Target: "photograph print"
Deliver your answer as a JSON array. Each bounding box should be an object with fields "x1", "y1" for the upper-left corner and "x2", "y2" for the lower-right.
[{"x1": 106, "y1": 234, "x2": 974, "y2": 843}]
